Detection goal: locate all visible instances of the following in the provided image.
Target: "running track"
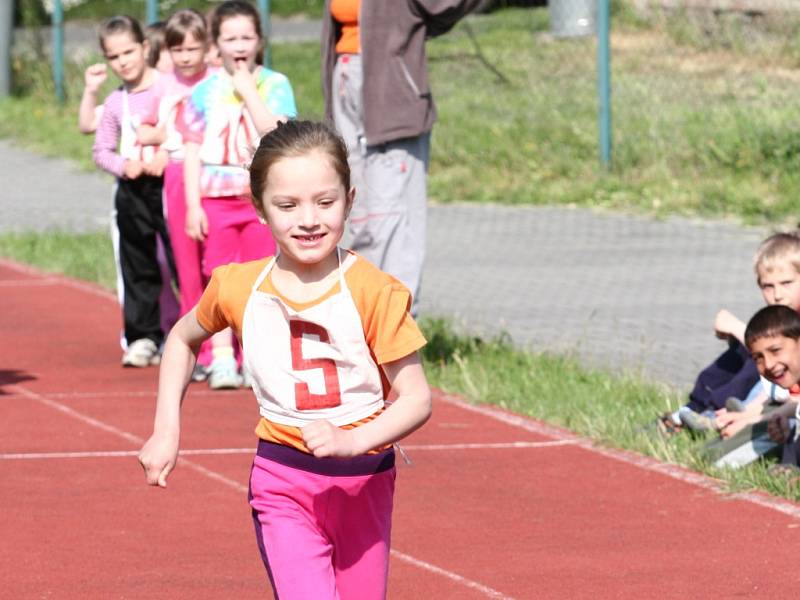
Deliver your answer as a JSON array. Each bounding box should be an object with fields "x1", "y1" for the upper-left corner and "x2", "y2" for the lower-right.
[{"x1": 3, "y1": 258, "x2": 800, "y2": 599}]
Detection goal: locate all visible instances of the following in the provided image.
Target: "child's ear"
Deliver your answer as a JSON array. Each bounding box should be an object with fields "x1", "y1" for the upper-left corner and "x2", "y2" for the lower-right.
[
  {"x1": 344, "y1": 187, "x2": 355, "y2": 219},
  {"x1": 142, "y1": 39, "x2": 151, "y2": 56}
]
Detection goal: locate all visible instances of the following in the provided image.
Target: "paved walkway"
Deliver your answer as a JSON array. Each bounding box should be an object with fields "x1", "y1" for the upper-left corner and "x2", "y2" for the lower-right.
[
  {"x1": 13, "y1": 18, "x2": 322, "y2": 62},
  {"x1": 0, "y1": 138, "x2": 767, "y2": 389}
]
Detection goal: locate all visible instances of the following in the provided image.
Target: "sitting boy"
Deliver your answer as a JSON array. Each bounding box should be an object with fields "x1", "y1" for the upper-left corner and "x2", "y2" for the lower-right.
[
  {"x1": 662, "y1": 231, "x2": 800, "y2": 435},
  {"x1": 743, "y1": 305, "x2": 800, "y2": 470}
]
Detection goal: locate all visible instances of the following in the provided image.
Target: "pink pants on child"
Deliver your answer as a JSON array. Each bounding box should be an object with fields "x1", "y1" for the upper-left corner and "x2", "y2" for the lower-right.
[
  {"x1": 164, "y1": 161, "x2": 211, "y2": 366},
  {"x1": 249, "y1": 441, "x2": 395, "y2": 600},
  {"x1": 201, "y1": 195, "x2": 275, "y2": 277}
]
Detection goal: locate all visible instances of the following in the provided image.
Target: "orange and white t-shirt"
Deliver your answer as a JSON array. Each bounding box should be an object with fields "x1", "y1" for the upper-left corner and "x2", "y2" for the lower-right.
[{"x1": 196, "y1": 251, "x2": 426, "y2": 451}]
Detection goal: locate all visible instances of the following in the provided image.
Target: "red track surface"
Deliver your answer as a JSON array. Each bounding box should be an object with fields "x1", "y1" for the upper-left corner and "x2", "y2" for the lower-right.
[{"x1": 3, "y1": 259, "x2": 800, "y2": 599}]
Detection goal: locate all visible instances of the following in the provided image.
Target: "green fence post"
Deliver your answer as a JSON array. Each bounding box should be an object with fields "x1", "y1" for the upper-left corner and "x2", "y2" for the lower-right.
[
  {"x1": 597, "y1": 0, "x2": 612, "y2": 169},
  {"x1": 53, "y1": 0, "x2": 65, "y2": 104},
  {"x1": 0, "y1": 0, "x2": 12, "y2": 96},
  {"x1": 257, "y1": 0, "x2": 271, "y2": 67},
  {"x1": 147, "y1": 0, "x2": 159, "y2": 24}
]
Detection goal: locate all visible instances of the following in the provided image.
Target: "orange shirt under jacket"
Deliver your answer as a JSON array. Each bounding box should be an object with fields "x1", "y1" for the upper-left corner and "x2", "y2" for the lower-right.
[{"x1": 331, "y1": 0, "x2": 361, "y2": 54}]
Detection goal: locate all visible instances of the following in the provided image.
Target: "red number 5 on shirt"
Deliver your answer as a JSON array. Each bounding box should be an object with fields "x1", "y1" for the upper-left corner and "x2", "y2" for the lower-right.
[{"x1": 290, "y1": 321, "x2": 342, "y2": 410}]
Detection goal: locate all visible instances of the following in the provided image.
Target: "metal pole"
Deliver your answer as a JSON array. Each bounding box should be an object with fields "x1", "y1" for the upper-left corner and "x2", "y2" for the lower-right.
[
  {"x1": 53, "y1": 0, "x2": 65, "y2": 104},
  {"x1": 0, "y1": 0, "x2": 12, "y2": 96},
  {"x1": 597, "y1": 0, "x2": 612, "y2": 169},
  {"x1": 147, "y1": 0, "x2": 159, "y2": 24},
  {"x1": 257, "y1": 0, "x2": 271, "y2": 67}
]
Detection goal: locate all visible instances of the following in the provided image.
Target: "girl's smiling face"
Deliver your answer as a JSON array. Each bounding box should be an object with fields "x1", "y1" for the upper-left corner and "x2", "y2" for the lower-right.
[
  {"x1": 103, "y1": 32, "x2": 148, "y2": 86},
  {"x1": 260, "y1": 149, "x2": 353, "y2": 273},
  {"x1": 215, "y1": 15, "x2": 260, "y2": 75}
]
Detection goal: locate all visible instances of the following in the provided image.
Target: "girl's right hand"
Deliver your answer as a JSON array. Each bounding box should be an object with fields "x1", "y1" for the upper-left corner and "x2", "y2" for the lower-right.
[
  {"x1": 231, "y1": 60, "x2": 258, "y2": 98},
  {"x1": 185, "y1": 205, "x2": 208, "y2": 241},
  {"x1": 84, "y1": 63, "x2": 107, "y2": 92},
  {"x1": 138, "y1": 432, "x2": 179, "y2": 488},
  {"x1": 123, "y1": 159, "x2": 144, "y2": 180}
]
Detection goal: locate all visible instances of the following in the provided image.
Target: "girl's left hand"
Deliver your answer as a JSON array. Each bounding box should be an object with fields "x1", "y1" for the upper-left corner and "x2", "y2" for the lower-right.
[
  {"x1": 144, "y1": 150, "x2": 168, "y2": 177},
  {"x1": 302, "y1": 420, "x2": 359, "y2": 458}
]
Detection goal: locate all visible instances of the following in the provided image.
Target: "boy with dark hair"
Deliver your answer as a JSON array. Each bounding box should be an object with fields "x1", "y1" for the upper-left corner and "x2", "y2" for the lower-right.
[{"x1": 744, "y1": 305, "x2": 800, "y2": 470}]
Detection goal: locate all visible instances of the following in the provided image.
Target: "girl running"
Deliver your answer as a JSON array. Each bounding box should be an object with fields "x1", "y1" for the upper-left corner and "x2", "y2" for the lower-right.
[
  {"x1": 139, "y1": 120, "x2": 432, "y2": 600},
  {"x1": 179, "y1": 0, "x2": 297, "y2": 389}
]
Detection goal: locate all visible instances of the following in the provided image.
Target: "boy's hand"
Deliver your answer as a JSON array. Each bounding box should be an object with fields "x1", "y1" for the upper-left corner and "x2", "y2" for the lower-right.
[
  {"x1": 302, "y1": 420, "x2": 359, "y2": 458},
  {"x1": 138, "y1": 432, "x2": 179, "y2": 488},
  {"x1": 715, "y1": 410, "x2": 752, "y2": 439},
  {"x1": 84, "y1": 63, "x2": 107, "y2": 93},
  {"x1": 185, "y1": 205, "x2": 208, "y2": 241},
  {"x1": 123, "y1": 159, "x2": 144, "y2": 180},
  {"x1": 767, "y1": 412, "x2": 791, "y2": 444},
  {"x1": 714, "y1": 309, "x2": 742, "y2": 340},
  {"x1": 144, "y1": 150, "x2": 168, "y2": 177}
]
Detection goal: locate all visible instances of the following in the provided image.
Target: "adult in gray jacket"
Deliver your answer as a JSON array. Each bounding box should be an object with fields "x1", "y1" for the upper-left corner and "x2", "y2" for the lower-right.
[{"x1": 321, "y1": 0, "x2": 480, "y2": 315}]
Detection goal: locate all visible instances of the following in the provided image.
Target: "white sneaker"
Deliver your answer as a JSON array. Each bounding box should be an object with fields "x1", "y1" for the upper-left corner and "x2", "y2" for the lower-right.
[
  {"x1": 208, "y1": 357, "x2": 241, "y2": 390},
  {"x1": 122, "y1": 338, "x2": 160, "y2": 368}
]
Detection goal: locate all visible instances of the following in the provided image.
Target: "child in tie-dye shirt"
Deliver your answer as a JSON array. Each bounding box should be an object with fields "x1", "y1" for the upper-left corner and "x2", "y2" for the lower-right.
[{"x1": 179, "y1": 0, "x2": 297, "y2": 390}]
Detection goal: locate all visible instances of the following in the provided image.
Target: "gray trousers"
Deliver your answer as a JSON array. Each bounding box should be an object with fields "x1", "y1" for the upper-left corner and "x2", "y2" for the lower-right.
[{"x1": 332, "y1": 54, "x2": 429, "y2": 315}]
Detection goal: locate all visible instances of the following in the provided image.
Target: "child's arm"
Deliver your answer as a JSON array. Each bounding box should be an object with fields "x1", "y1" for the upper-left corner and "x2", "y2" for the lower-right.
[
  {"x1": 232, "y1": 63, "x2": 283, "y2": 135},
  {"x1": 714, "y1": 388, "x2": 768, "y2": 438},
  {"x1": 138, "y1": 309, "x2": 211, "y2": 487},
  {"x1": 183, "y1": 142, "x2": 208, "y2": 241},
  {"x1": 302, "y1": 352, "x2": 432, "y2": 458},
  {"x1": 714, "y1": 309, "x2": 746, "y2": 344},
  {"x1": 136, "y1": 77, "x2": 167, "y2": 146},
  {"x1": 93, "y1": 92, "x2": 143, "y2": 179},
  {"x1": 78, "y1": 63, "x2": 107, "y2": 134},
  {"x1": 137, "y1": 124, "x2": 167, "y2": 146}
]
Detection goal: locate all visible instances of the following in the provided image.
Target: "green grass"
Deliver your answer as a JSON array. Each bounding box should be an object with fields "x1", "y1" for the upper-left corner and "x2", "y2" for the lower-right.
[
  {"x1": 6, "y1": 6, "x2": 800, "y2": 222},
  {"x1": 1, "y1": 230, "x2": 798, "y2": 502},
  {"x1": 0, "y1": 231, "x2": 118, "y2": 289}
]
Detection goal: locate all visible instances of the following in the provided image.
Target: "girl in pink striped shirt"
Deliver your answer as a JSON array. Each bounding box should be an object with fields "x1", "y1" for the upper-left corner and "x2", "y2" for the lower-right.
[{"x1": 92, "y1": 15, "x2": 174, "y2": 368}]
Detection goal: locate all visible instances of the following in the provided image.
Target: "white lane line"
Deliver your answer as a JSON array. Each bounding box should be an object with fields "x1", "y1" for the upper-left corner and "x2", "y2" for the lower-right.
[
  {"x1": 0, "y1": 258, "x2": 117, "y2": 302},
  {"x1": 2, "y1": 389, "x2": 250, "y2": 400},
  {"x1": 12, "y1": 385, "x2": 143, "y2": 445},
  {"x1": 1, "y1": 440, "x2": 576, "y2": 460},
  {"x1": 9, "y1": 384, "x2": 513, "y2": 599},
  {"x1": 10, "y1": 384, "x2": 245, "y2": 493},
  {"x1": 0, "y1": 278, "x2": 63, "y2": 287},
  {"x1": 390, "y1": 550, "x2": 516, "y2": 600},
  {"x1": 0, "y1": 448, "x2": 251, "y2": 460},
  {"x1": 405, "y1": 440, "x2": 575, "y2": 451},
  {"x1": 437, "y1": 393, "x2": 800, "y2": 521}
]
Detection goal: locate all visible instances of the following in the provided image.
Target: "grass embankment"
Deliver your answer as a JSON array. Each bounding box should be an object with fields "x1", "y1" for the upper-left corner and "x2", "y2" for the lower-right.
[
  {"x1": 5, "y1": 7, "x2": 800, "y2": 222},
  {"x1": 1, "y1": 232, "x2": 797, "y2": 502}
]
